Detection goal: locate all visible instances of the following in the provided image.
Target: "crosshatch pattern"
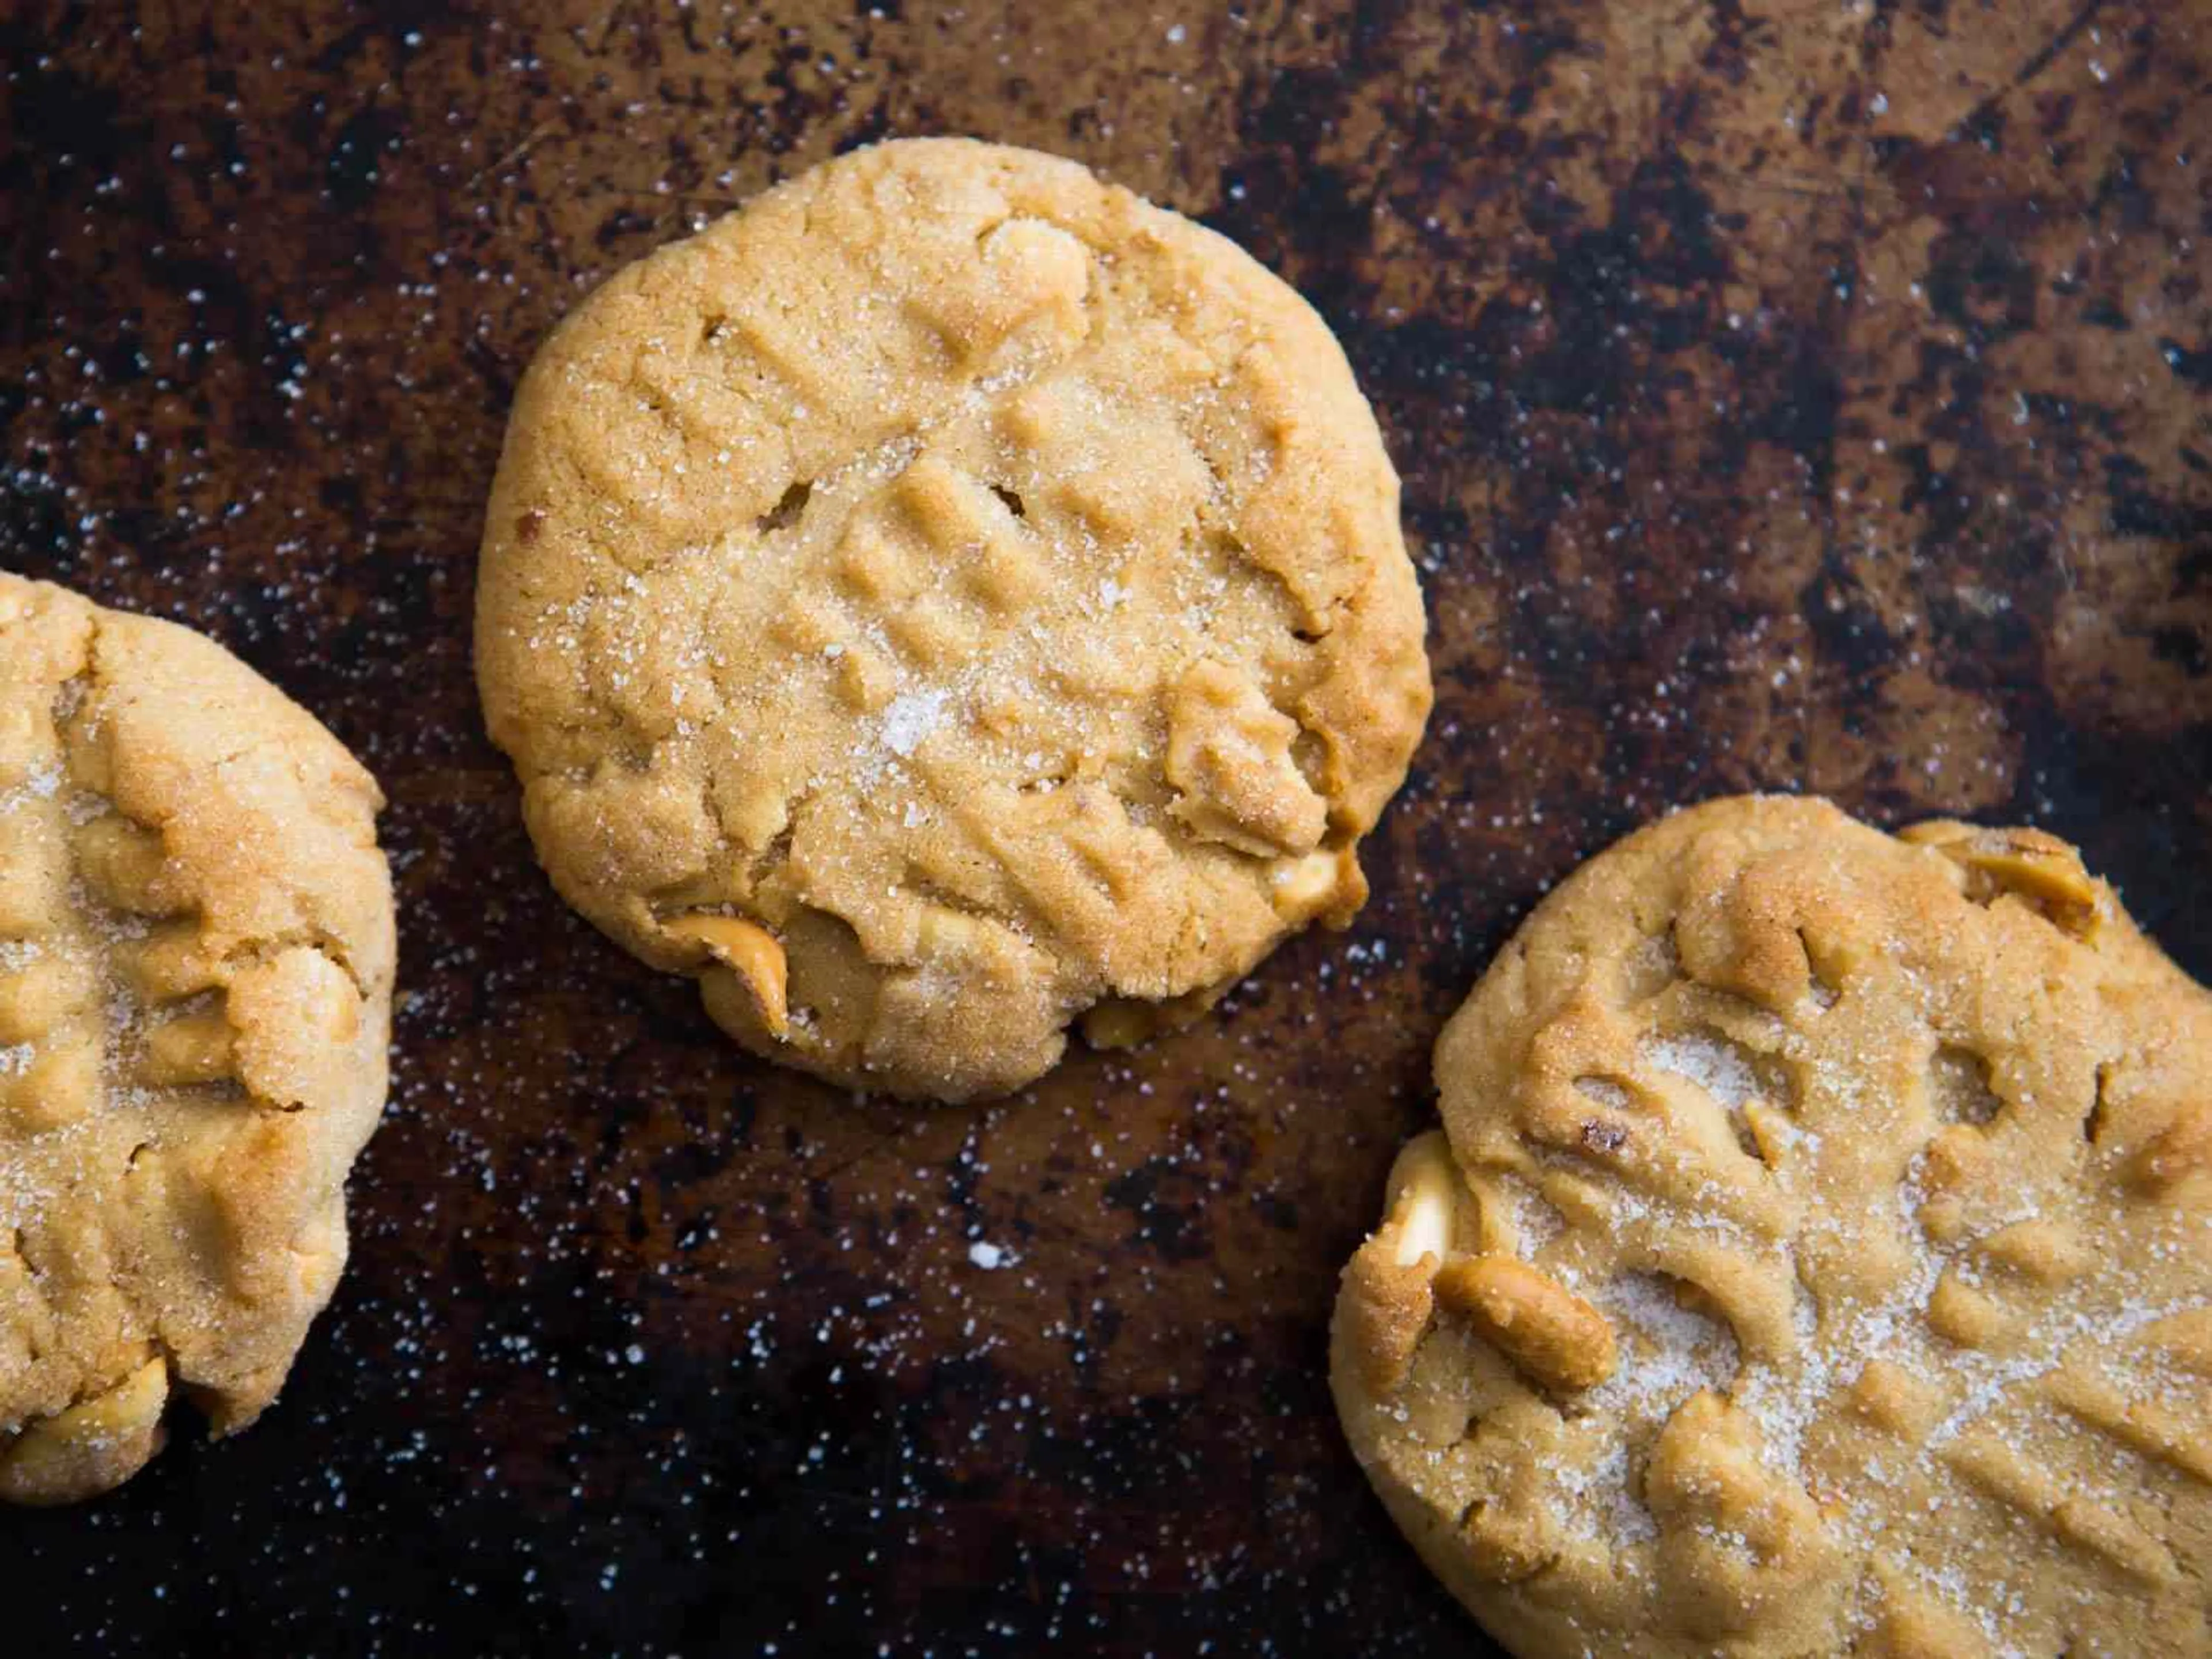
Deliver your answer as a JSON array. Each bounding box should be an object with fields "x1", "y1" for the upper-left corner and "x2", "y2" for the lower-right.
[
  {"x1": 0, "y1": 1, "x2": 2206, "y2": 1653},
  {"x1": 475, "y1": 139, "x2": 1430, "y2": 1103},
  {"x1": 0, "y1": 575, "x2": 393, "y2": 1509},
  {"x1": 1335, "y1": 798, "x2": 2211, "y2": 1655}
]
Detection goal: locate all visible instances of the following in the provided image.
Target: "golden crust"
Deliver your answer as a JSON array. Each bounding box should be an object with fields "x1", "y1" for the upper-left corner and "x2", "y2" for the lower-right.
[
  {"x1": 1332, "y1": 794, "x2": 2212, "y2": 1657},
  {"x1": 475, "y1": 137, "x2": 1431, "y2": 1101},
  {"x1": 0, "y1": 573, "x2": 393, "y2": 1503}
]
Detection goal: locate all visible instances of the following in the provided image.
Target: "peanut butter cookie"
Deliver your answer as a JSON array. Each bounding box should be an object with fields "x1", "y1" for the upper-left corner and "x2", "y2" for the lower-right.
[
  {"x1": 1333, "y1": 795, "x2": 2212, "y2": 1657},
  {"x1": 0, "y1": 574, "x2": 394, "y2": 1503},
  {"x1": 476, "y1": 138, "x2": 1430, "y2": 1102}
]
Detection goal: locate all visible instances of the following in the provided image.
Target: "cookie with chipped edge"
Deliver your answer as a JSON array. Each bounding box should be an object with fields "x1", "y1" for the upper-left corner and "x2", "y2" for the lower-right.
[
  {"x1": 0, "y1": 573, "x2": 394, "y2": 1504},
  {"x1": 1332, "y1": 794, "x2": 2212, "y2": 1658},
  {"x1": 475, "y1": 137, "x2": 1431, "y2": 1103}
]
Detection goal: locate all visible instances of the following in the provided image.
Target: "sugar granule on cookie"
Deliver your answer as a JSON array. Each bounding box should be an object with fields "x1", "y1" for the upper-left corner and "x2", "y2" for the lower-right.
[
  {"x1": 0, "y1": 574, "x2": 395, "y2": 1504},
  {"x1": 475, "y1": 137, "x2": 1431, "y2": 1103},
  {"x1": 1332, "y1": 794, "x2": 2211, "y2": 1658}
]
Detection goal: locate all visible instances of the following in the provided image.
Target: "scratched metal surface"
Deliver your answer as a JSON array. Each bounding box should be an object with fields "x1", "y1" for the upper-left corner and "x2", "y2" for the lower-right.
[{"x1": 1, "y1": 1, "x2": 2207, "y2": 1653}]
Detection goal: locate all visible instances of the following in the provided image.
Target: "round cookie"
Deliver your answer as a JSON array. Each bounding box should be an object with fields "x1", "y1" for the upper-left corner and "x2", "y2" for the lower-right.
[
  {"x1": 0, "y1": 574, "x2": 394, "y2": 1504},
  {"x1": 476, "y1": 137, "x2": 1430, "y2": 1102},
  {"x1": 1332, "y1": 795, "x2": 2212, "y2": 1657}
]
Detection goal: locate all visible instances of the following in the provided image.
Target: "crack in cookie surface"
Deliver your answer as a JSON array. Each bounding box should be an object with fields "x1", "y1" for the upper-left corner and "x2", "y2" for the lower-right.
[
  {"x1": 476, "y1": 138, "x2": 1431, "y2": 1100},
  {"x1": 0, "y1": 574, "x2": 393, "y2": 1504},
  {"x1": 1332, "y1": 794, "x2": 2212, "y2": 1658}
]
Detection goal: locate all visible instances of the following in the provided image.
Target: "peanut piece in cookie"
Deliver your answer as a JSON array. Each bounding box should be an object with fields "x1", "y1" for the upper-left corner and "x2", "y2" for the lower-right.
[
  {"x1": 1431, "y1": 1256, "x2": 1617, "y2": 1393},
  {"x1": 1905, "y1": 820, "x2": 2104, "y2": 939},
  {"x1": 665, "y1": 914, "x2": 789, "y2": 1039}
]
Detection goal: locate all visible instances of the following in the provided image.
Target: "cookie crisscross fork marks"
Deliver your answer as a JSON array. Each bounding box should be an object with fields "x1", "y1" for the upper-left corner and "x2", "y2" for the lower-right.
[
  {"x1": 478, "y1": 139, "x2": 1431, "y2": 1099},
  {"x1": 0, "y1": 574, "x2": 393, "y2": 1505},
  {"x1": 1334, "y1": 796, "x2": 2212, "y2": 1658}
]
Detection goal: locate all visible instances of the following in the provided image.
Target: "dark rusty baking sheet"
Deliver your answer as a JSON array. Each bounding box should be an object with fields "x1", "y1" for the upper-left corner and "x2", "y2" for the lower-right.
[{"x1": 2, "y1": 1, "x2": 2207, "y2": 1653}]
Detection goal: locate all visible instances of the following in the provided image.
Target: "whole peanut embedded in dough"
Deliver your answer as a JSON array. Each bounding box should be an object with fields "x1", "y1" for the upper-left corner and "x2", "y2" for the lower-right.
[{"x1": 1432, "y1": 1256, "x2": 1619, "y2": 1393}]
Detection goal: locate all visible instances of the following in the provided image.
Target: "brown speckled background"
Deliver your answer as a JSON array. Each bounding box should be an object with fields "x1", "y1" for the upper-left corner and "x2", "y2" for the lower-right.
[{"x1": 2, "y1": 1, "x2": 2209, "y2": 1653}]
